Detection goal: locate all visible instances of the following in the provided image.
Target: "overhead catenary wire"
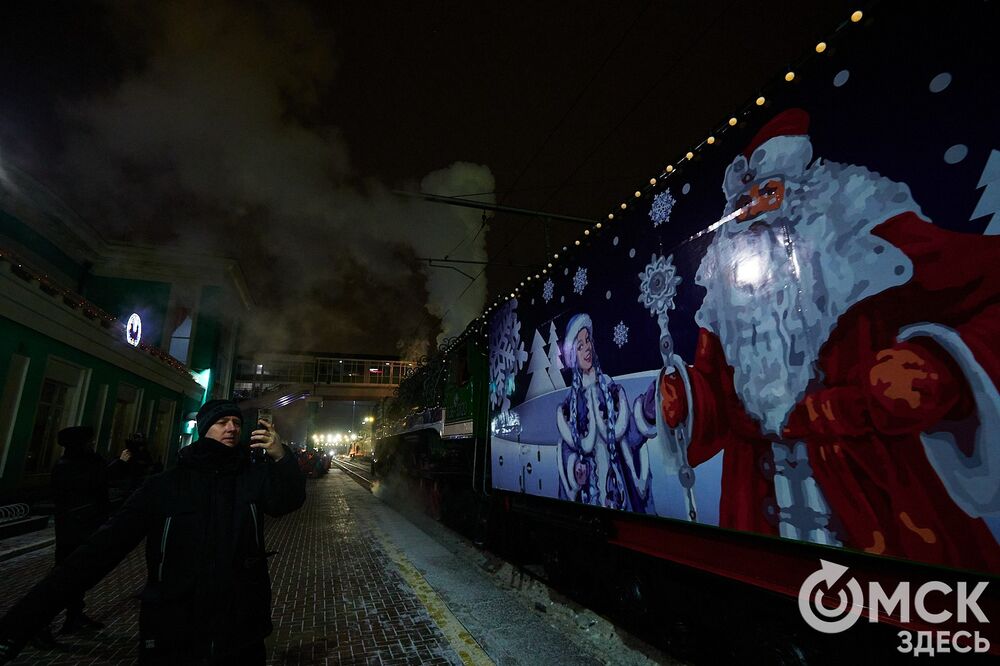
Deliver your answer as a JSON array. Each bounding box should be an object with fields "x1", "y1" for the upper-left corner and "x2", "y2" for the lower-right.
[
  {"x1": 416, "y1": 0, "x2": 648, "y2": 269},
  {"x1": 474, "y1": 0, "x2": 739, "y2": 313},
  {"x1": 395, "y1": 3, "x2": 653, "y2": 349},
  {"x1": 437, "y1": 3, "x2": 686, "y2": 329}
]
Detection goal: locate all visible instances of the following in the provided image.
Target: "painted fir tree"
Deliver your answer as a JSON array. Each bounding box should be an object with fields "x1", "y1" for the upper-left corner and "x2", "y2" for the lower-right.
[
  {"x1": 547, "y1": 321, "x2": 566, "y2": 389},
  {"x1": 525, "y1": 328, "x2": 556, "y2": 400}
]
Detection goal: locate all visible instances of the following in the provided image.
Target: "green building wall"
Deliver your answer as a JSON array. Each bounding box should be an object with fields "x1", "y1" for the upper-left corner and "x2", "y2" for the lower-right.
[
  {"x1": 0, "y1": 316, "x2": 200, "y2": 496},
  {"x1": 0, "y1": 210, "x2": 86, "y2": 286}
]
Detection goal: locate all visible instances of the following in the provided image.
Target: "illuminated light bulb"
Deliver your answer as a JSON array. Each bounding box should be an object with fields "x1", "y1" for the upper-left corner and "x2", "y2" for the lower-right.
[
  {"x1": 785, "y1": 71, "x2": 795, "y2": 82},
  {"x1": 520, "y1": 281, "x2": 524, "y2": 286},
  {"x1": 542, "y1": 269, "x2": 547, "y2": 274},
  {"x1": 574, "y1": 240, "x2": 581, "y2": 246},
  {"x1": 816, "y1": 41, "x2": 827, "y2": 53},
  {"x1": 666, "y1": 165, "x2": 674, "y2": 173},
  {"x1": 620, "y1": 203, "x2": 627, "y2": 210},
  {"x1": 756, "y1": 96, "x2": 766, "y2": 106},
  {"x1": 728, "y1": 117, "x2": 738, "y2": 126},
  {"x1": 510, "y1": 293, "x2": 515, "y2": 298},
  {"x1": 634, "y1": 190, "x2": 641, "y2": 198},
  {"x1": 707, "y1": 136, "x2": 715, "y2": 145},
  {"x1": 584, "y1": 229, "x2": 590, "y2": 235},
  {"x1": 526, "y1": 276, "x2": 531, "y2": 281},
  {"x1": 547, "y1": 262, "x2": 553, "y2": 267},
  {"x1": 649, "y1": 178, "x2": 657, "y2": 186},
  {"x1": 851, "y1": 10, "x2": 862, "y2": 22},
  {"x1": 595, "y1": 222, "x2": 602, "y2": 229},
  {"x1": 685, "y1": 151, "x2": 694, "y2": 160},
  {"x1": 608, "y1": 213, "x2": 614, "y2": 220},
  {"x1": 535, "y1": 274, "x2": 540, "y2": 279},
  {"x1": 554, "y1": 253, "x2": 559, "y2": 259}
]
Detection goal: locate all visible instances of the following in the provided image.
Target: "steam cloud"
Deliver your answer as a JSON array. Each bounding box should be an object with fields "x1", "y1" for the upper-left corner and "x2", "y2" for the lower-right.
[{"x1": 25, "y1": 0, "x2": 492, "y2": 357}]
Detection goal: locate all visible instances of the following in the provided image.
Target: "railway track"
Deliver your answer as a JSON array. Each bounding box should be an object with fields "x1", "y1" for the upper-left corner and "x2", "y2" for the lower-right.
[{"x1": 330, "y1": 457, "x2": 374, "y2": 489}]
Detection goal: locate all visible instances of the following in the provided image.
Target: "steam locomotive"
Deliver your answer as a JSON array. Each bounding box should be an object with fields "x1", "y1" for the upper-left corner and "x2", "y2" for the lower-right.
[{"x1": 375, "y1": 4, "x2": 1000, "y2": 661}]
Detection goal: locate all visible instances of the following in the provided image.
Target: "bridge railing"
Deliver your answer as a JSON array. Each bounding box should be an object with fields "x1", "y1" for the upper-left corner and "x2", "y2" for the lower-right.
[{"x1": 233, "y1": 356, "x2": 420, "y2": 389}]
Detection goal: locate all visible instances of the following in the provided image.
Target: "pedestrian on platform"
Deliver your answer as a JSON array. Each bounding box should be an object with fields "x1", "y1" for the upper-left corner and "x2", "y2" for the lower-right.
[
  {"x1": 50, "y1": 425, "x2": 130, "y2": 636},
  {"x1": 112, "y1": 433, "x2": 162, "y2": 501},
  {"x1": 0, "y1": 399, "x2": 306, "y2": 665}
]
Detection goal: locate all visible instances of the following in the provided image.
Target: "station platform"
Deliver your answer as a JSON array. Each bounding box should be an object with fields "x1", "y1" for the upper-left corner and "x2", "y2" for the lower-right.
[{"x1": 0, "y1": 470, "x2": 667, "y2": 665}]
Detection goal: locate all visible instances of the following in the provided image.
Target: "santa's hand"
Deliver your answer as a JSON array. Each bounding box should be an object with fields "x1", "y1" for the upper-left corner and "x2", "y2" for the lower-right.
[
  {"x1": 866, "y1": 339, "x2": 969, "y2": 435},
  {"x1": 659, "y1": 370, "x2": 688, "y2": 429},
  {"x1": 783, "y1": 339, "x2": 970, "y2": 440},
  {"x1": 784, "y1": 387, "x2": 871, "y2": 439}
]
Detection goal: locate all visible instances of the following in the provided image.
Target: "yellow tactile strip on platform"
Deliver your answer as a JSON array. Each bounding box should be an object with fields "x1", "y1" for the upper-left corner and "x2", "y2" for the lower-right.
[{"x1": 373, "y1": 526, "x2": 496, "y2": 666}]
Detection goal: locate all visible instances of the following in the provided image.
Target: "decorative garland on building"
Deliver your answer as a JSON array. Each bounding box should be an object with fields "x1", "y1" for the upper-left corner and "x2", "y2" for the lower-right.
[{"x1": 0, "y1": 246, "x2": 195, "y2": 378}]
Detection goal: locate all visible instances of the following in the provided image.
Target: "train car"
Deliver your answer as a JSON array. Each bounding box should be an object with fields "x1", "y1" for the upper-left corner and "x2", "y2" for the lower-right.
[
  {"x1": 373, "y1": 342, "x2": 489, "y2": 519},
  {"x1": 381, "y1": 4, "x2": 1000, "y2": 660}
]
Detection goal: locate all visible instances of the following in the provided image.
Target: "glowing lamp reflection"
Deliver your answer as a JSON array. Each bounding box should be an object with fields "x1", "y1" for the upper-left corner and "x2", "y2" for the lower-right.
[
  {"x1": 735, "y1": 256, "x2": 765, "y2": 286},
  {"x1": 491, "y1": 411, "x2": 521, "y2": 437}
]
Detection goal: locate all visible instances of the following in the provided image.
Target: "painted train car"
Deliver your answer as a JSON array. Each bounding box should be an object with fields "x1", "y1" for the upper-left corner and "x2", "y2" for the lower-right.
[{"x1": 376, "y1": 4, "x2": 1000, "y2": 660}]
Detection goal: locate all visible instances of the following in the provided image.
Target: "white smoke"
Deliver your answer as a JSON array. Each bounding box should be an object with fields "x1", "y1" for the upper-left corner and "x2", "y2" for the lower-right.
[{"x1": 37, "y1": 0, "x2": 492, "y2": 354}]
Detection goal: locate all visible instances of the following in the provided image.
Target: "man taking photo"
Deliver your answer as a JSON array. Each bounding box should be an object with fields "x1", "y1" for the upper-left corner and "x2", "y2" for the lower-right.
[{"x1": 0, "y1": 399, "x2": 306, "y2": 665}]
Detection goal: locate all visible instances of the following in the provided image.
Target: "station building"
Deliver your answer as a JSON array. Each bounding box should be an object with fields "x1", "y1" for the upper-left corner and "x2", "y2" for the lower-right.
[{"x1": 0, "y1": 164, "x2": 252, "y2": 498}]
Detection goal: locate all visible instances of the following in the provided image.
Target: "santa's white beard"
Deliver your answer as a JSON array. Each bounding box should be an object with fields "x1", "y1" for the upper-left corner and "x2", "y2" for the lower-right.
[{"x1": 695, "y1": 159, "x2": 922, "y2": 435}]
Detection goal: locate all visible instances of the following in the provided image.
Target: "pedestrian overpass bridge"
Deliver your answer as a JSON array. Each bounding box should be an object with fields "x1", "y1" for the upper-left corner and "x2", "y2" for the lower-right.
[{"x1": 232, "y1": 352, "x2": 420, "y2": 409}]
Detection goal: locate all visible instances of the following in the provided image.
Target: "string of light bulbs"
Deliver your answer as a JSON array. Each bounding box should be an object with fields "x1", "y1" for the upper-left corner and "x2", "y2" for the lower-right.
[{"x1": 446, "y1": 8, "x2": 867, "y2": 354}]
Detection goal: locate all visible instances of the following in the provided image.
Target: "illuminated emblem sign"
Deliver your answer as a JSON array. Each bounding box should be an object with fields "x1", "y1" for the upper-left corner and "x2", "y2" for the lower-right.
[{"x1": 125, "y1": 313, "x2": 142, "y2": 347}]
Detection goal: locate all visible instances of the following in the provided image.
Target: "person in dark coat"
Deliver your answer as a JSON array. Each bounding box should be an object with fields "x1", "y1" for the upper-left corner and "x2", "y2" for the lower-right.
[
  {"x1": 0, "y1": 399, "x2": 306, "y2": 665},
  {"x1": 50, "y1": 425, "x2": 126, "y2": 634},
  {"x1": 110, "y1": 433, "x2": 162, "y2": 502}
]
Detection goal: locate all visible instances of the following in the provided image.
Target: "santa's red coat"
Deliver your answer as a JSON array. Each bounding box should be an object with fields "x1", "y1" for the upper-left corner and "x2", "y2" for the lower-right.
[{"x1": 671, "y1": 212, "x2": 1000, "y2": 572}]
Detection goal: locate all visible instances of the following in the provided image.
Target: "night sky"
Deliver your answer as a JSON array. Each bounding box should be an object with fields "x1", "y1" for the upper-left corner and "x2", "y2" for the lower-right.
[{"x1": 0, "y1": 0, "x2": 859, "y2": 357}]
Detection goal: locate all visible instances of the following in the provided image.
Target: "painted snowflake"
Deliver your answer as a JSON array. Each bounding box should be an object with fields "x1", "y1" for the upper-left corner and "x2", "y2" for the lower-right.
[
  {"x1": 613, "y1": 321, "x2": 629, "y2": 348},
  {"x1": 638, "y1": 254, "x2": 682, "y2": 317},
  {"x1": 649, "y1": 189, "x2": 676, "y2": 227},
  {"x1": 542, "y1": 277, "x2": 554, "y2": 303},
  {"x1": 572, "y1": 267, "x2": 588, "y2": 295},
  {"x1": 488, "y1": 299, "x2": 528, "y2": 412}
]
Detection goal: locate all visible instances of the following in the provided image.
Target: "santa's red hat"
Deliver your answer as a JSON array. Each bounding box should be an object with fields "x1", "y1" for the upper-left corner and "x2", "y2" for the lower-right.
[
  {"x1": 723, "y1": 108, "x2": 813, "y2": 204},
  {"x1": 742, "y1": 108, "x2": 810, "y2": 159}
]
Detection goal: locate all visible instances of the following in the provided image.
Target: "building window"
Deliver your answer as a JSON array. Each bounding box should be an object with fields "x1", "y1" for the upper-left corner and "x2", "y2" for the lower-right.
[
  {"x1": 24, "y1": 357, "x2": 90, "y2": 474},
  {"x1": 24, "y1": 378, "x2": 72, "y2": 473},
  {"x1": 107, "y1": 383, "x2": 139, "y2": 455},
  {"x1": 168, "y1": 315, "x2": 193, "y2": 364},
  {"x1": 151, "y1": 400, "x2": 175, "y2": 467}
]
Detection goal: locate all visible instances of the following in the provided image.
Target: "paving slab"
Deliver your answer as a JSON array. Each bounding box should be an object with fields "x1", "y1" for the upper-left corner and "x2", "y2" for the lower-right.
[{"x1": 0, "y1": 470, "x2": 672, "y2": 665}]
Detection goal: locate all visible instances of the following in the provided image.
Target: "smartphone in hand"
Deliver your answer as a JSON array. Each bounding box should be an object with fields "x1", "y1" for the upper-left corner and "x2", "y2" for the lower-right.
[
  {"x1": 251, "y1": 409, "x2": 273, "y2": 462},
  {"x1": 257, "y1": 408, "x2": 273, "y2": 426}
]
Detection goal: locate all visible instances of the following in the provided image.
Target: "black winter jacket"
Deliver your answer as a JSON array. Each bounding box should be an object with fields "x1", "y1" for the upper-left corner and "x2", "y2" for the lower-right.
[
  {"x1": 0, "y1": 438, "x2": 305, "y2": 660},
  {"x1": 51, "y1": 446, "x2": 112, "y2": 555}
]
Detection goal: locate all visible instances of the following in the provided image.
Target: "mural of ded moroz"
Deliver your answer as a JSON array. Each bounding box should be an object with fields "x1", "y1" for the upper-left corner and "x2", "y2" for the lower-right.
[{"x1": 489, "y1": 5, "x2": 1000, "y2": 575}]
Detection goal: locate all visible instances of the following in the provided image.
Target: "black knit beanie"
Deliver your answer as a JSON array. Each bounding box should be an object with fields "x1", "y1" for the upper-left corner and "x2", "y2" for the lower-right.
[{"x1": 196, "y1": 399, "x2": 242, "y2": 438}]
